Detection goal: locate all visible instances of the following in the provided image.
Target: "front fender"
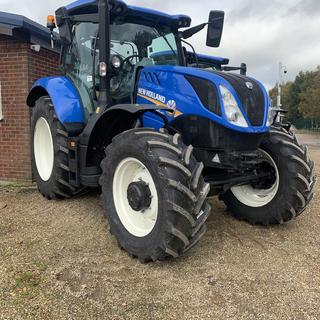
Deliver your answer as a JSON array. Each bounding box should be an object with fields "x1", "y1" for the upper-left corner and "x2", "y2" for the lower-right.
[
  {"x1": 27, "y1": 76, "x2": 85, "y2": 124},
  {"x1": 80, "y1": 103, "x2": 173, "y2": 147},
  {"x1": 77, "y1": 103, "x2": 172, "y2": 173}
]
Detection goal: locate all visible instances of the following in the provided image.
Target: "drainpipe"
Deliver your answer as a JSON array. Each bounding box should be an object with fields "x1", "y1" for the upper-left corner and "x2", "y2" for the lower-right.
[{"x1": 0, "y1": 82, "x2": 3, "y2": 121}]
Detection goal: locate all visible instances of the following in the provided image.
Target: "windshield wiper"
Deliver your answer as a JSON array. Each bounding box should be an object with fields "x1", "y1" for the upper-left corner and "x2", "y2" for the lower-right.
[{"x1": 156, "y1": 30, "x2": 177, "y2": 57}]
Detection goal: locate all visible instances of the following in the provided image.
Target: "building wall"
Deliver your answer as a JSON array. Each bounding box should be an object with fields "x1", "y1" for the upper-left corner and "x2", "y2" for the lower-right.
[{"x1": 0, "y1": 35, "x2": 60, "y2": 181}]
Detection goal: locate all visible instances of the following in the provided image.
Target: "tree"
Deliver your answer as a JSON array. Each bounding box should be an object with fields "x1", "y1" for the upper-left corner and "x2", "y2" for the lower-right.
[
  {"x1": 269, "y1": 66, "x2": 320, "y2": 125},
  {"x1": 299, "y1": 71, "x2": 320, "y2": 125},
  {"x1": 269, "y1": 82, "x2": 294, "y2": 116}
]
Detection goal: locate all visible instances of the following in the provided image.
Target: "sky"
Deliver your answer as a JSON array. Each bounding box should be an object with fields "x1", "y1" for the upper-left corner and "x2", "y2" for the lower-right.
[{"x1": 1, "y1": 0, "x2": 319, "y2": 90}]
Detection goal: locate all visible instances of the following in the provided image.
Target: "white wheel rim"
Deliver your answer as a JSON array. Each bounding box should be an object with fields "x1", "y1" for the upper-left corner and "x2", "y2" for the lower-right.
[
  {"x1": 34, "y1": 117, "x2": 54, "y2": 182},
  {"x1": 112, "y1": 157, "x2": 158, "y2": 237},
  {"x1": 231, "y1": 150, "x2": 279, "y2": 207}
]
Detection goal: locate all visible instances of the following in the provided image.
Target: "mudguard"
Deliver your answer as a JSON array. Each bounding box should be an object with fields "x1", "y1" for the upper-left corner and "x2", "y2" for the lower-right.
[
  {"x1": 80, "y1": 103, "x2": 173, "y2": 147},
  {"x1": 78, "y1": 103, "x2": 174, "y2": 186},
  {"x1": 27, "y1": 76, "x2": 86, "y2": 124}
]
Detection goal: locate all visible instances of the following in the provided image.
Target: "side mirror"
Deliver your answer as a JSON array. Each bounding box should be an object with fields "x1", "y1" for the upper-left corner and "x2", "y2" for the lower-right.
[{"x1": 206, "y1": 11, "x2": 225, "y2": 48}]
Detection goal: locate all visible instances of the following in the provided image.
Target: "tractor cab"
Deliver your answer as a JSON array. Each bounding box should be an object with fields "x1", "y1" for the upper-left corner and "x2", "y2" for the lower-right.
[
  {"x1": 53, "y1": 0, "x2": 224, "y2": 120},
  {"x1": 56, "y1": 1, "x2": 189, "y2": 118},
  {"x1": 63, "y1": 19, "x2": 181, "y2": 118}
]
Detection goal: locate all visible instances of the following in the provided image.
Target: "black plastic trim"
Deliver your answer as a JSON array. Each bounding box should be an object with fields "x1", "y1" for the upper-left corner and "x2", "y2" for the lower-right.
[
  {"x1": 185, "y1": 76, "x2": 221, "y2": 116},
  {"x1": 211, "y1": 71, "x2": 265, "y2": 126},
  {"x1": 170, "y1": 114, "x2": 266, "y2": 152}
]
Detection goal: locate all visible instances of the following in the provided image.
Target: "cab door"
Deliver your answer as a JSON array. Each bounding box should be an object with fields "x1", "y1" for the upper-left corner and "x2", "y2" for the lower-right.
[{"x1": 62, "y1": 22, "x2": 98, "y2": 120}]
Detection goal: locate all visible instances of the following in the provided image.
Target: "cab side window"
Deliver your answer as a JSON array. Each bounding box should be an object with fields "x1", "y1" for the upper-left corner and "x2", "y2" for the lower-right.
[{"x1": 63, "y1": 22, "x2": 98, "y2": 119}]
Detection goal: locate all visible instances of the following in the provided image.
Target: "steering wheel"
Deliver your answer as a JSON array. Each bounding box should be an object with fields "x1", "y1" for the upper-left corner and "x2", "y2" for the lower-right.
[
  {"x1": 110, "y1": 54, "x2": 144, "y2": 99},
  {"x1": 121, "y1": 54, "x2": 144, "y2": 71}
]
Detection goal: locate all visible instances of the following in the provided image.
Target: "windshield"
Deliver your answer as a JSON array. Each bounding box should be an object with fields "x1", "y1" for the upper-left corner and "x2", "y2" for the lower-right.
[
  {"x1": 110, "y1": 23, "x2": 179, "y2": 66},
  {"x1": 63, "y1": 22, "x2": 179, "y2": 85}
]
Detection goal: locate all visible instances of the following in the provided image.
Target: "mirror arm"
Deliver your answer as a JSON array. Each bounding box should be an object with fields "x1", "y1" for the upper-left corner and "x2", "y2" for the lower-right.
[
  {"x1": 181, "y1": 39, "x2": 199, "y2": 67},
  {"x1": 222, "y1": 63, "x2": 247, "y2": 76},
  {"x1": 181, "y1": 22, "x2": 208, "y2": 40}
]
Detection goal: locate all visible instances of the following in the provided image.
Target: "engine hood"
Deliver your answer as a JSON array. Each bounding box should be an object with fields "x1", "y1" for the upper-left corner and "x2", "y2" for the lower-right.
[
  {"x1": 136, "y1": 65, "x2": 270, "y2": 134},
  {"x1": 208, "y1": 71, "x2": 266, "y2": 126}
]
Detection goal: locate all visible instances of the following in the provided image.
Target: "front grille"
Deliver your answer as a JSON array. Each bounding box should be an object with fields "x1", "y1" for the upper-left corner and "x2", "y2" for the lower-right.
[
  {"x1": 185, "y1": 75, "x2": 221, "y2": 116},
  {"x1": 213, "y1": 72, "x2": 265, "y2": 126}
]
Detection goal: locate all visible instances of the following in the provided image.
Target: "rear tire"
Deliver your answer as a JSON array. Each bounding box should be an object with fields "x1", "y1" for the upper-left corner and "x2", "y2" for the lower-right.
[
  {"x1": 100, "y1": 128, "x2": 211, "y2": 262},
  {"x1": 221, "y1": 125, "x2": 316, "y2": 225},
  {"x1": 31, "y1": 96, "x2": 77, "y2": 200}
]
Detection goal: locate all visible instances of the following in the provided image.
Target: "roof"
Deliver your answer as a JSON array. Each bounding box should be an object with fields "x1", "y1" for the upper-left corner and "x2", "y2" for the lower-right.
[
  {"x1": 65, "y1": 0, "x2": 192, "y2": 28},
  {"x1": 0, "y1": 11, "x2": 50, "y2": 39}
]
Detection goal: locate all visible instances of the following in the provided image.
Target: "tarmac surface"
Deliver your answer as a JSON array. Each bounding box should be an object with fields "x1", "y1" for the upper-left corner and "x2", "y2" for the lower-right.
[{"x1": 0, "y1": 132, "x2": 319, "y2": 320}]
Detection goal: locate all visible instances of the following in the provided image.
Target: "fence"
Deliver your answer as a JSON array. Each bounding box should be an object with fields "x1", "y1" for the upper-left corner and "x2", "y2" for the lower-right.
[{"x1": 291, "y1": 118, "x2": 320, "y2": 132}]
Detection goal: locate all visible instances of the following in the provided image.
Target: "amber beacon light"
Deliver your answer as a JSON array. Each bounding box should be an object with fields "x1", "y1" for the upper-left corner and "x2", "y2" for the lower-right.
[{"x1": 46, "y1": 15, "x2": 56, "y2": 30}]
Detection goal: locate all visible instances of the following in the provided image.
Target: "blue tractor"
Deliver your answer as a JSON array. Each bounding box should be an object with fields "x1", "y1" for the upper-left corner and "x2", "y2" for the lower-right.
[{"x1": 27, "y1": 0, "x2": 315, "y2": 262}]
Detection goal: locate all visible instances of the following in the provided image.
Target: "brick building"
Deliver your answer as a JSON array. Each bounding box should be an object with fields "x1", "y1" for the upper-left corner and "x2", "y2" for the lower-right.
[{"x1": 0, "y1": 12, "x2": 60, "y2": 181}]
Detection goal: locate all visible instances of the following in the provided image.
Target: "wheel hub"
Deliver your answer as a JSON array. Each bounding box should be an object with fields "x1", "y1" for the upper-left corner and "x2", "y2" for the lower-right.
[
  {"x1": 34, "y1": 117, "x2": 54, "y2": 182},
  {"x1": 231, "y1": 149, "x2": 280, "y2": 207},
  {"x1": 127, "y1": 181, "x2": 152, "y2": 212},
  {"x1": 112, "y1": 157, "x2": 159, "y2": 237}
]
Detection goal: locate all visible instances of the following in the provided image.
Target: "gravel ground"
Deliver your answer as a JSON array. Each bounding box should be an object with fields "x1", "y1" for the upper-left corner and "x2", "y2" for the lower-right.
[{"x1": 0, "y1": 132, "x2": 319, "y2": 320}]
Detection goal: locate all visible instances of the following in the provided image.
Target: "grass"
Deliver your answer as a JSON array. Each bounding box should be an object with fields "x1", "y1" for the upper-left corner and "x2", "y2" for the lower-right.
[
  {"x1": 11, "y1": 261, "x2": 48, "y2": 299},
  {"x1": 2, "y1": 248, "x2": 15, "y2": 258},
  {"x1": 15, "y1": 272, "x2": 41, "y2": 289}
]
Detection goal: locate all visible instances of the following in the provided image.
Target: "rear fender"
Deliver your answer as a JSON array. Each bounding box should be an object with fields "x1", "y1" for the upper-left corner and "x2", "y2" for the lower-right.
[{"x1": 27, "y1": 76, "x2": 86, "y2": 124}]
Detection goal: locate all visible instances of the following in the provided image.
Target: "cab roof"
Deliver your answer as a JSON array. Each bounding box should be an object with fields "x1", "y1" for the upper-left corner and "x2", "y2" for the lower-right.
[{"x1": 64, "y1": 0, "x2": 191, "y2": 29}]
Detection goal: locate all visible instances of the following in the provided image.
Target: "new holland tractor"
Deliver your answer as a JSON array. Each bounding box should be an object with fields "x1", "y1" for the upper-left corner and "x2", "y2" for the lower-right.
[{"x1": 27, "y1": 0, "x2": 316, "y2": 262}]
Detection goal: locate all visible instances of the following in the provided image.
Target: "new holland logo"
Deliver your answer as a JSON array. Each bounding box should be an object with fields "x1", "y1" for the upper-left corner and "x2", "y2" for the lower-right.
[
  {"x1": 137, "y1": 88, "x2": 182, "y2": 117},
  {"x1": 167, "y1": 100, "x2": 177, "y2": 111},
  {"x1": 246, "y1": 82, "x2": 253, "y2": 90},
  {"x1": 137, "y1": 88, "x2": 166, "y2": 104}
]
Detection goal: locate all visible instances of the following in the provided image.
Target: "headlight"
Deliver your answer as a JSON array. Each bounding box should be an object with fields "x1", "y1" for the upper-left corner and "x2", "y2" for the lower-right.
[
  {"x1": 266, "y1": 98, "x2": 276, "y2": 126},
  {"x1": 111, "y1": 55, "x2": 122, "y2": 69},
  {"x1": 219, "y1": 85, "x2": 248, "y2": 127}
]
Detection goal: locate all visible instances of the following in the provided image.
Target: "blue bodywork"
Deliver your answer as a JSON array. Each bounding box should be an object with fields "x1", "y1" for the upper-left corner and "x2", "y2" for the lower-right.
[
  {"x1": 137, "y1": 66, "x2": 269, "y2": 134},
  {"x1": 27, "y1": 0, "x2": 270, "y2": 135},
  {"x1": 30, "y1": 77, "x2": 85, "y2": 123},
  {"x1": 66, "y1": 0, "x2": 191, "y2": 28},
  {"x1": 28, "y1": 67, "x2": 269, "y2": 133},
  {"x1": 66, "y1": 0, "x2": 96, "y2": 10},
  {"x1": 195, "y1": 53, "x2": 229, "y2": 66},
  {"x1": 156, "y1": 51, "x2": 230, "y2": 70},
  {"x1": 151, "y1": 51, "x2": 229, "y2": 67}
]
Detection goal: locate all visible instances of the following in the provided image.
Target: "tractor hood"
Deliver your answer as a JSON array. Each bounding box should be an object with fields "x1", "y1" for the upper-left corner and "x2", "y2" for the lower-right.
[
  {"x1": 136, "y1": 65, "x2": 270, "y2": 134},
  {"x1": 209, "y1": 71, "x2": 266, "y2": 126}
]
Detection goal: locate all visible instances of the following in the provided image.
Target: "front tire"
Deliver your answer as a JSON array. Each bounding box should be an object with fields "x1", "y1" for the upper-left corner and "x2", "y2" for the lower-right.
[
  {"x1": 31, "y1": 96, "x2": 77, "y2": 199},
  {"x1": 100, "y1": 128, "x2": 211, "y2": 262},
  {"x1": 221, "y1": 126, "x2": 316, "y2": 225}
]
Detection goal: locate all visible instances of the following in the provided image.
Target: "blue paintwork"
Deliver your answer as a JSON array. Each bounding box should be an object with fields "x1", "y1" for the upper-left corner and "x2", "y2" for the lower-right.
[
  {"x1": 37, "y1": 0, "x2": 268, "y2": 135},
  {"x1": 126, "y1": 5, "x2": 191, "y2": 27},
  {"x1": 31, "y1": 76, "x2": 85, "y2": 123},
  {"x1": 136, "y1": 66, "x2": 269, "y2": 134},
  {"x1": 66, "y1": 0, "x2": 96, "y2": 11},
  {"x1": 196, "y1": 53, "x2": 229, "y2": 65},
  {"x1": 154, "y1": 51, "x2": 230, "y2": 66},
  {"x1": 150, "y1": 50, "x2": 177, "y2": 58},
  {"x1": 65, "y1": 0, "x2": 191, "y2": 27}
]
